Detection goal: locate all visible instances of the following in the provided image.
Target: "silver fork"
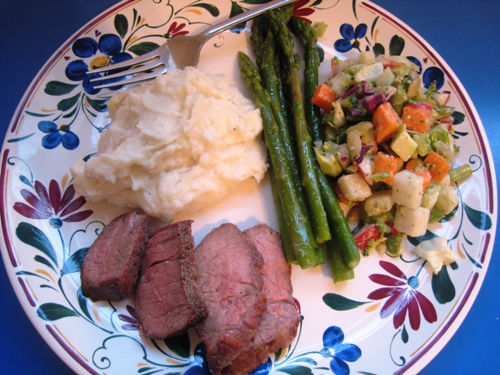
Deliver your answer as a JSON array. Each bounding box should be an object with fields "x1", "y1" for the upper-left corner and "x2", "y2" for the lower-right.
[{"x1": 88, "y1": 0, "x2": 296, "y2": 90}]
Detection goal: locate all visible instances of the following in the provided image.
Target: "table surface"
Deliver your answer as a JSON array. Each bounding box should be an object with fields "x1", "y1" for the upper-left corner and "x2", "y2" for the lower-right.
[{"x1": 0, "y1": 1, "x2": 498, "y2": 374}]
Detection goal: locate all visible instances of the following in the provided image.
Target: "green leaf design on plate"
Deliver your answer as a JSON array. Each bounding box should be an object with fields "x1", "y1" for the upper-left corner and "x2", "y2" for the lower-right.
[
  {"x1": 44, "y1": 81, "x2": 79, "y2": 96},
  {"x1": 37, "y1": 302, "x2": 79, "y2": 321},
  {"x1": 432, "y1": 265, "x2": 456, "y2": 304},
  {"x1": 57, "y1": 93, "x2": 81, "y2": 112},
  {"x1": 115, "y1": 13, "x2": 128, "y2": 39},
  {"x1": 229, "y1": 1, "x2": 244, "y2": 18},
  {"x1": 389, "y1": 35, "x2": 405, "y2": 55},
  {"x1": 16, "y1": 222, "x2": 58, "y2": 267},
  {"x1": 7, "y1": 133, "x2": 36, "y2": 143},
  {"x1": 373, "y1": 42, "x2": 385, "y2": 55},
  {"x1": 163, "y1": 331, "x2": 191, "y2": 358},
  {"x1": 278, "y1": 365, "x2": 314, "y2": 375},
  {"x1": 452, "y1": 111, "x2": 465, "y2": 125},
  {"x1": 370, "y1": 16, "x2": 380, "y2": 38},
  {"x1": 77, "y1": 288, "x2": 93, "y2": 321},
  {"x1": 128, "y1": 42, "x2": 160, "y2": 56},
  {"x1": 322, "y1": 293, "x2": 368, "y2": 311},
  {"x1": 241, "y1": 0, "x2": 268, "y2": 4},
  {"x1": 192, "y1": 3, "x2": 220, "y2": 17},
  {"x1": 24, "y1": 110, "x2": 53, "y2": 117},
  {"x1": 401, "y1": 324, "x2": 409, "y2": 343},
  {"x1": 34, "y1": 254, "x2": 56, "y2": 272},
  {"x1": 61, "y1": 247, "x2": 89, "y2": 276},
  {"x1": 86, "y1": 97, "x2": 108, "y2": 113},
  {"x1": 317, "y1": 44, "x2": 325, "y2": 63},
  {"x1": 407, "y1": 230, "x2": 438, "y2": 247},
  {"x1": 464, "y1": 203, "x2": 492, "y2": 230}
]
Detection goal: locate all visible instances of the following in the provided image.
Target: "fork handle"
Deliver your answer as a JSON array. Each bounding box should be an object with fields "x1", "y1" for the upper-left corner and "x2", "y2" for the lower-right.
[{"x1": 201, "y1": 0, "x2": 297, "y2": 38}]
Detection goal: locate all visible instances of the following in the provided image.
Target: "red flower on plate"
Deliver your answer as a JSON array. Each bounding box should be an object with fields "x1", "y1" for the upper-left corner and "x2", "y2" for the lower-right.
[
  {"x1": 13, "y1": 179, "x2": 93, "y2": 228},
  {"x1": 368, "y1": 260, "x2": 437, "y2": 330},
  {"x1": 165, "y1": 22, "x2": 189, "y2": 40},
  {"x1": 292, "y1": 0, "x2": 315, "y2": 23}
]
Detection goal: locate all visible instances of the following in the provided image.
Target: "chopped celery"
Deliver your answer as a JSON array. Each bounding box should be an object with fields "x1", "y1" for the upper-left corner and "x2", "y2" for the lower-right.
[
  {"x1": 449, "y1": 164, "x2": 472, "y2": 182},
  {"x1": 413, "y1": 133, "x2": 433, "y2": 157},
  {"x1": 429, "y1": 209, "x2": 445, "y2": 223}
]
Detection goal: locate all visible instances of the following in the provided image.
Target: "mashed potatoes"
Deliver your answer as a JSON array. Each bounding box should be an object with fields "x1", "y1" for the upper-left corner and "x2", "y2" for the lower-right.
[{"x1": 70, "y1": 67, "x2": 268, "y2": 222}]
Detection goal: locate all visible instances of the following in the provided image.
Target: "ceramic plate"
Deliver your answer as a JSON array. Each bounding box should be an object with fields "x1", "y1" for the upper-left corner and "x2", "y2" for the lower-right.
[{"x1": 0, "y1": 0, "x2": 496, "y2": 374}]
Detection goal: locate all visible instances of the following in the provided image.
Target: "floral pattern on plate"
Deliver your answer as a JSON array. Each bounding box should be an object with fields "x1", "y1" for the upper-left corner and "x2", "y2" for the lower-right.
[{"x1": 0, "y1": 0, "x2": 495, "y2": 374}]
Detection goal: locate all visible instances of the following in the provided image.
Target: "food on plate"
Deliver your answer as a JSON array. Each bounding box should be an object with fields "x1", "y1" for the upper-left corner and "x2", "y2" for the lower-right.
[
  {"x1": 189, "y1": 223, "x2": 266, "y2": 374},
  {"x1": 412, "y1": 236, "x2": 458, "y2": 274},
  {"x1": 239, "y1": 7, "x2": 359, "y2": 283},
  {"x1": 135, "y1": 220, "x2": 206, "y2": 339},
  {"x1": 189, "y1": 222, "x2": 299, "y2": 375},
  {"x1": 80, "y1": 211, "x2": 150, "y2": 301},
  {"x1": 315, "y1": 50, "x2": 471, "y2": 256},
  {"x1": 80, "y1": 214, "x2": 299, "y2": 374},
  {"x1": 225, "y1": 224, "x2": 300, "y2": 375},
  {"x1": 240, "y1": 5, "x2": 471, "y2": 281},
  {"x1": 70, "y1": 67, "x2": 268, "y2": 222}
]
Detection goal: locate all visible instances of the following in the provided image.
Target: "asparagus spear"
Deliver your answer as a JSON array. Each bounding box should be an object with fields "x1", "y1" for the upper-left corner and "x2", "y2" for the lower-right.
[
  {"x1": 315, "y1": 165, "x2": 360, "y2": 269},
  {"x1": 260, "y1": 31, "x2": 305, "y2": 214},
  {"x1": 326, "y1": 240, "x2": 355, "y2": 283},
  {"x1": 268, "y1": 163, "x2": 297, "y2": 264},
  {"x1": 238, "y1": 51, "x2": 318, "y2": 268},
  {"x1": 289, "y1": 16, "x2": 322, "y2": 143},
  {"x1": 267, "y1": 10, "x2": 331, "y2": 245}
]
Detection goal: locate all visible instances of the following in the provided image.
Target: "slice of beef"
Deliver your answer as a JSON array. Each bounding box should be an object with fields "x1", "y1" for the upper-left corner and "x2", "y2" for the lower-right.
[
  {"x1": 135, "y1": 220, "x2": 206, "y2": 339},
  {"x1": 223, "y1": 224, "x2": 301, "y2": 375},
  {"x1": 81, "y1": 211, "x2": 150, "y2": 302},
  {"x1": 189, "y1": 223, "x2": 266, "y2": 375}
]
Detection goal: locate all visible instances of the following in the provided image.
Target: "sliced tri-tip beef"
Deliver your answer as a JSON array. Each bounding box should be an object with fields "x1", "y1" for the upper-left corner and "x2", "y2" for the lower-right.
[
  {"x1": 135, "y1": 220, "x2": 206, "y2": 339},
  {"x1": 81, "y1": 211, "x2": 150, "y2": 302},
  {"x1": 189, "y1": 223, "x2": 266, "y2": 375},
  {"x1": 222, "y1": 224, "x2": 301, "y2": 375}
]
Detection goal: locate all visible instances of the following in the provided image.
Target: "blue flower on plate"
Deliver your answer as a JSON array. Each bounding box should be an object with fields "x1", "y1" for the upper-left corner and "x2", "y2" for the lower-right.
[
  {"x1": 320, "y1": 326, "x2": 361, "y2": 375},
  {"x1": 38, "y1": 120, "x2": 79, "y2": 150},
  {"x1": 65, "y1": 34, "x2": 132, "y2": 94},
  {"x1": 423, "y1": 66, "x2": 445, "y2": 89},
  {"x1": 334, "y1": 23, "x2": 368, "y2": 52}
]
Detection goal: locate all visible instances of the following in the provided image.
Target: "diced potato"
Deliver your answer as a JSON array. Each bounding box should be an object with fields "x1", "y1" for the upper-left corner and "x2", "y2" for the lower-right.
[
  {"x1": 357, "y1": 51, "x2": 376, "y2": 65},
  {"x1": 394, "y1": 205, "x2": 430, "y2": 237},
  {"x1": 390, "y1": 127, "x2": 418, "y2": 161},
  {"x1": 337, "y1": 173, "x2": 373, "y2": 201},
  {"x1": 375, "y1": 67, "x2": 395, "y2": 86},
  {"x1": 435, "y1": 185, "x2": 459, "y2": 214},
  {"x1": 364, "y1": 190, "x2": 394, "y2": 216},
  {"x1": 354, "y1": 61, "x2": 384, "y2": 83},
  {"x1": 392, "y1": 170, "x2": 424, "y2": 209}
]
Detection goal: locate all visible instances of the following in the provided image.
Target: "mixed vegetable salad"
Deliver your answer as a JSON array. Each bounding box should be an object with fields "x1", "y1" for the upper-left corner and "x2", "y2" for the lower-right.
[{"x1": 313, "y1": 51, "x2": 471, "y2": 267}]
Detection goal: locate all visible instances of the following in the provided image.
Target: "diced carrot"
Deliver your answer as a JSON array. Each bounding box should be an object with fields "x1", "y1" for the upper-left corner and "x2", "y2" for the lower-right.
[
  {"x1": 401, "y1": 103, "x2": 433, "y2": 133},
  {"x1": 312, "y1": 83, "x2": 338, "y2": 111},
  {"x1": 405, "y1": 158, "x2": 432, "y2": 189},
  {"x1": 423, "y1": 151, "x2": 451, "y2": 182},
  {"x1": 373, "y1": 151, "x2": 398, "y2": 185},
  {"x1": 372, "y1": 102, "x2": 403, "y2": 143}
]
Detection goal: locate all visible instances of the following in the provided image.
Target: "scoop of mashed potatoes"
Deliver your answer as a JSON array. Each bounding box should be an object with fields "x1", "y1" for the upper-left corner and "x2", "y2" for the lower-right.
[{"x1": 70, "y1": 67, "x2": 268, "y2": 222}]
